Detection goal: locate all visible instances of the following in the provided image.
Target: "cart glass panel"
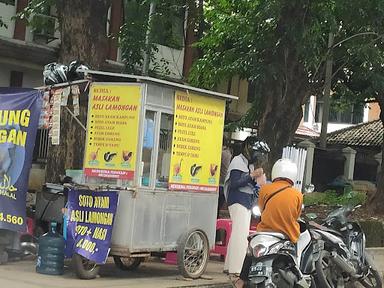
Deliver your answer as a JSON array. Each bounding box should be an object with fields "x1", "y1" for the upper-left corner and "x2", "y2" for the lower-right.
[
  {"x1": 141, "y1": 110, "x2": 156, "y2": 187},
  {"x1": 156, "y1": 113, "x2": 173, "y2": 188}
]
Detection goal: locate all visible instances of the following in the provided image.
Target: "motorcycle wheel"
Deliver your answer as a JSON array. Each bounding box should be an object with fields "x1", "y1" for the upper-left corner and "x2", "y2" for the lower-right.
[
  {"x1": 358, "y1": 254, "x2": 382, "y2": 288},
  {"x1": 315, "y1": 250, "x2": 344, "y2": 288},
  {"x1": 72, "y1": 253, "x2": 100, "y2": 279}
]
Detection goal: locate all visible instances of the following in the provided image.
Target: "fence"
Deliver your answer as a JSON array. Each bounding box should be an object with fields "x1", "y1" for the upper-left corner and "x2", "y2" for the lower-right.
[{"x1": 282, "y1": 146, "x2": 307, "y2": 191}]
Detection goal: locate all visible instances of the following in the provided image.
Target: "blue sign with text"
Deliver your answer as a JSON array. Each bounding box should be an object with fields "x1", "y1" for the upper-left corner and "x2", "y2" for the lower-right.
[
  {"x1": 65, "y1": 189, "x2": 118, "y2": 264},
  {"x1": 0, "y1": 88, "x2": 42, "y2": 232}
]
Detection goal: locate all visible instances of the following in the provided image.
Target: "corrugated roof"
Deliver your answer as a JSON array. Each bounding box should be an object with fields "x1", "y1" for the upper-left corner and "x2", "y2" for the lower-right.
[{"x1": 326, "y1": 120, "x2": 383, "y2": 147}]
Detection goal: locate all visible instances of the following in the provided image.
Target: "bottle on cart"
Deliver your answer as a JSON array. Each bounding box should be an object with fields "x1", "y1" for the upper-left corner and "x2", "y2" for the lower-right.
[{"x1": 36, "y1": 221, "x2": 65, "y2": 275}]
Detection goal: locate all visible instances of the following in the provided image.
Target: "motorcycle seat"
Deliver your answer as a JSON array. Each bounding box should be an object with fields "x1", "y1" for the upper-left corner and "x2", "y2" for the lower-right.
[{"x1": 252, "y1": 231, "x2": 287, "y2": 239}]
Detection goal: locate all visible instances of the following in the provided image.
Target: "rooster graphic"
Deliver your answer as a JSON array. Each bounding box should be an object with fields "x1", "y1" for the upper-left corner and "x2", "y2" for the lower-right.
[
  {"x1": 122, "y1": 151, "x2": 133, "y2": 162},
  {"x1": 210, "y1": 164, "x2": 218, "y2": 177}
]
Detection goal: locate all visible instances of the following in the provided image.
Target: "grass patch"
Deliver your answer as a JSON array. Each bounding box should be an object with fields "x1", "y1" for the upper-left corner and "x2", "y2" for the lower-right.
[{"x1": 304, "y1": 190, "x2": 367, "y2": 207}]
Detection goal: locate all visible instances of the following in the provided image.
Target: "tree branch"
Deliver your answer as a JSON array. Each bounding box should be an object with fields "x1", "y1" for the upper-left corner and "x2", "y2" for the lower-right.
[{"x1": 332, "y1": 32, "x2": 379, "y2": 48}]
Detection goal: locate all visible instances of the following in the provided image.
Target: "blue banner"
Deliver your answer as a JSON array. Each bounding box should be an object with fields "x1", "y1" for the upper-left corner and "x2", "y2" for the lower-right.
[
  {"x1": 0, "y1": 88, "x2": 42, "y2": 232},
  {"x1": 65, "y1": 189, "x2": 118, "y2": 264}
]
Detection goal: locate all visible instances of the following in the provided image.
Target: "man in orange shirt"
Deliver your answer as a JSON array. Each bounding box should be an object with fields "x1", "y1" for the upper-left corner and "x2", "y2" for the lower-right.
[
  {"x1": 232, "y1": 158, "x2": 303, "y2": 288},
  {"x1": 257, "y1": 158, "x2": 303, "y2": 242}
]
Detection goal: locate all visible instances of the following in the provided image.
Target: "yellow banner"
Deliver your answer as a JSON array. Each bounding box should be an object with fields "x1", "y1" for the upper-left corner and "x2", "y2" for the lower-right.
[
  {"x1": 169, "y1": 91, "x2": 225, "y2": 192},
  {"x1": 84, "y1": 84, "x2": 141, "y2": 180}
]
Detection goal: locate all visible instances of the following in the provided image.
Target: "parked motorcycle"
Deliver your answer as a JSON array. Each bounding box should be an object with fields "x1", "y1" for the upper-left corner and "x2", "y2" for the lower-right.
[
  {"x1": 309, "y1": 205, "x2": 382, "y2": 288},
  {"x1": 247, "y1": 205, "x2": 323, "y2": 288}
]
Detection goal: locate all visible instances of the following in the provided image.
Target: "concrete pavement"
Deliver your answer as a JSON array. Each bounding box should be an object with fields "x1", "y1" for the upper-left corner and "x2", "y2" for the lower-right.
[{"x1": 0, "y1": 257, "x2": 232, "y2": 288}]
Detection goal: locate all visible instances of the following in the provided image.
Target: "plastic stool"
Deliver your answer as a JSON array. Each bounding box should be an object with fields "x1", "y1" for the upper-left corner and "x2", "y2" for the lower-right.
[
  {"x1": 164, "y1": 252, "x2": 177, "y2": 265},
  {"x1": 211, "y1": 218, "x2": 232, "y2": 259}
]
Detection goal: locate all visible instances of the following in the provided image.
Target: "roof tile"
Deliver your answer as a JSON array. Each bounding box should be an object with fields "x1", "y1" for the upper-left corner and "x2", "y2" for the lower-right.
[{"x1": 326, "y1": 120, "x2": 383, "y2": 147}]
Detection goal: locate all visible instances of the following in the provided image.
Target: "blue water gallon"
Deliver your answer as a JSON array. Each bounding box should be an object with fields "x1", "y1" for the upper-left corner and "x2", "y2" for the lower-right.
[{"x1": 36, "y1": 222, "x2": 65, "y2": 275}]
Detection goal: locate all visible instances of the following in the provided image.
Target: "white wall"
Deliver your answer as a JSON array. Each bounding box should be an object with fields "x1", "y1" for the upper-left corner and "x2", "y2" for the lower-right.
[
  {"x1": 0, "y1": 61, "x2": 43, "y2": 88},
  {"x1": 0, "y1": 2, "x2": 16, "y2": 38},
  {"x1": 303, "y1": 95, "x2": 371, "y2": 133},
  {"x1": 151, "y1": 45, "x2": 185, "y2": 79}
]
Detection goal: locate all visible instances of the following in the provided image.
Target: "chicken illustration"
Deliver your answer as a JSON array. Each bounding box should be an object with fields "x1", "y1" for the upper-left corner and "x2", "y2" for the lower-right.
[
  {"x1": 210, "y1": 164, "x2": 218, "y2": 177},
  {"x1": 190, "y1": 164, "x2": 202, "y2": 177},
  {"x1": 122, "y1": 151, "x2": 133, "y2": 162},
  {"x1": 89, "y1": 148, "x2": 100, "y2": 161},
  {"x1": 104, "y1": 151, "x2": 117, "y2": 162},
  {"x1": 173, "y1": 159, "x2": 183, "y2": 176}
]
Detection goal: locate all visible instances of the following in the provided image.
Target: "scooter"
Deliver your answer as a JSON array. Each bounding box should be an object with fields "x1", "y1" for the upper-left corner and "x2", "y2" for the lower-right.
[
  {"x1": 247, "y1": 205, "x2": 323, "y2": 288},
  {"x1": 309, "y1": 205, "x2": 382, "y2": 288}
]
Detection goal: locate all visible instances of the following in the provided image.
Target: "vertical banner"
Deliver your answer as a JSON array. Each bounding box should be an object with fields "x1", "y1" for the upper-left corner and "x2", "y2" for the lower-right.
[
  {"x1": 65, "y1": 189, "x2": 118, "y2": 264},
  {"x1": 0, "y1": 88, "x2": 42, "y2": 232},
  {"x1": 169, "y1": 91, "x2": 225, "y2": 192},
  {"x1": 83, "y1": 84, "x2": 142, "y2": 180}
]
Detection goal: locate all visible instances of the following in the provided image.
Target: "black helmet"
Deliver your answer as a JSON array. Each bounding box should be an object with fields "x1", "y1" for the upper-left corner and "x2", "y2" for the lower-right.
[
  {"x1": 43, "y1": 62, "x2": 68, "y2": 85},
  {"x1": 243, "y1": 136, "x2": 270, "y2": 166},
  {"x1": 67, "y1": 60, "x2": 89, "y2": 81}
]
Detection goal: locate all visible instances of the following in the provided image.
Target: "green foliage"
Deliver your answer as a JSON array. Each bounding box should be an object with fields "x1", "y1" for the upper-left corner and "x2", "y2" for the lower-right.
[
  {"x1": 304, "y1": 191, "x2": 367, "y2": 207},
  {"x1": 119, "y1": 0, "x2": 150, "y2": 73},
  {"x1": 190, "y1": 0, "x2": 384, "y2": 130},
  {"x1": 119, "y1": 0, "x2": 185, "y2": 75},
  {"x1": 0, "y1": 17, "x2": 6, "y2": 28},
  {"x1": 15, "y1": 0, "x2": 55, "y2": 24}
]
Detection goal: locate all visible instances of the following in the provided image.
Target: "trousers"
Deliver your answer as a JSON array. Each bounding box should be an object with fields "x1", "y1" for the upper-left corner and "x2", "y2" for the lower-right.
[{"x1": 224, "y1": 203, "x2": 251, "y2": 274}]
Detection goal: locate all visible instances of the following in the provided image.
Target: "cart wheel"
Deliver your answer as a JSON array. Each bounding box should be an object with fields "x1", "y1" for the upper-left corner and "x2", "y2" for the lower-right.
[
  {"x1": 113, "y1": 256, "x2": 143, "y2": 271},
  {"x1": 72, "y1": 253, "x2": 100, "y2": 279},
  {"x1": 177, "y1": 229, "x2": 209, "y2": 279}
]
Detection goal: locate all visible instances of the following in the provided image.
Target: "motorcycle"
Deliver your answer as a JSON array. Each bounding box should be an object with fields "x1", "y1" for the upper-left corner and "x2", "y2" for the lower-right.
[
  {"x1": 247, "y1": 205, "x2": 323, "y2": 288},
  {"x1": 309, "y1": 205, "x2": 382, "y2": 288}
]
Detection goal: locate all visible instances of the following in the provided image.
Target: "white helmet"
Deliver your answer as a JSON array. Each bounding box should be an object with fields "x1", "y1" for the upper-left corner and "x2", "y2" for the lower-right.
[{"x1": 271, "y1": 158, "x2": 298, "y2": 185}]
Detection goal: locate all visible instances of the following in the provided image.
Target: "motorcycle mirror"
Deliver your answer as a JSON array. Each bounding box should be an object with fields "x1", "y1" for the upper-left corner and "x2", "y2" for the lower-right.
[
  {"x1": 252, "y1": 205, "x2": 261, "y2": 217},
  {"x1": 353, "y1": 204, "x2": 362, "y2": 211},
  {"x1": 305, "y1": 213, "x2": 318, "y2": 220}
]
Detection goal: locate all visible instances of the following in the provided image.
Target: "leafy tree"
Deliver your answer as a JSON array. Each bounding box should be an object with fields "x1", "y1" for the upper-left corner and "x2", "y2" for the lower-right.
[
  {"x1": 19, "y1": 0, "x2": 111, "y2": 182},
  {"x1": 190, "y1": 0, "x2": 384, "y2": 212},
  {"x1": 119, "y1": 0, "x2": 186, "y2": 77}
]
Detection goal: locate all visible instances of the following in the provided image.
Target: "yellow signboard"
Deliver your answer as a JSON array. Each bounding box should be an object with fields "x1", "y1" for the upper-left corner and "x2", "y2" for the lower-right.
[
  {"x1": 84, "y1": 84, "x2": 141, "y2": 180},
  {"x1": 169, "y1": 91, "x2": 225, "y2": 192}
]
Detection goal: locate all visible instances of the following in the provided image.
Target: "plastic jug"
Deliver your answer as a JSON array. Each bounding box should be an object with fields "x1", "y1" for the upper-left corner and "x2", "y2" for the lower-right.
[{"x1": 36, "y1": 222, "x2": 65, "y2": 275}]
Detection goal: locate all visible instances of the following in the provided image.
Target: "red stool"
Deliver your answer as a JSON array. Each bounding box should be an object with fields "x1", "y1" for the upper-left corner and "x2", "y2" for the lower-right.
[
  {"x1": 211, "y1": 218, "x2": 232, "y2": 259},
  {"x1": 211, "y1": 219, "x2": 259, "y2": 260},
  {"x1": 164, "y1": 252, "x2": 177, "y2": 265}
]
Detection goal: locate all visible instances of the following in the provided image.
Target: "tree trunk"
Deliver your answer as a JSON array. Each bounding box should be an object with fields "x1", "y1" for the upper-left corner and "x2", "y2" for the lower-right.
[
  {"x1": 56, "y1": 0, "x2": 110, "y2": 68},
  {"x1": 258, "y1": 70, "x2": 309, "y2": 168},
  {"x1": 257, "y1": 1, "x2": 310, "y2": 169},
  {"x1": 46, "y1": 0, "x2": 110, "y2": 182}
]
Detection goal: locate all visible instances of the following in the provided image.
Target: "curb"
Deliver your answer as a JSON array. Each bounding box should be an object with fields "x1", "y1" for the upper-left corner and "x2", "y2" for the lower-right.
[{"x1": 171, "y1": 283, "x2": 232, "y2": 288}]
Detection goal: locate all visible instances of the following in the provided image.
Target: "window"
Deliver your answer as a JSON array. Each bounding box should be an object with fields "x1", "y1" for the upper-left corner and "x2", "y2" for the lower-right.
[
  {"x1": 303, "y1": 100, "x2": 310, "y2": 122},
  {"x1": 141, "y1": 110, "x2": 156, "y2": 186},
  {"x1": 247, "y1": 81, "x2": 256, "y2": 103},
  {"x1": 315, "y1": 102, "x2": 323, "y2": 123},
  {"x1": 329, "y1": 104, "x2": 364, "y2": 124},
  {"x1": 10, "y1": 71, "x2": 23, "y2": 87},
  {"x1": 156, "y1": 113, "x2": 173, "y2": 188}
]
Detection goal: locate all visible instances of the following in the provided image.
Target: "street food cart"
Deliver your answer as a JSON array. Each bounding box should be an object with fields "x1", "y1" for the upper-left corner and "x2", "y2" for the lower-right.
[{"x1": 42, "y1": 70, "x2": 237, "y2": 279}]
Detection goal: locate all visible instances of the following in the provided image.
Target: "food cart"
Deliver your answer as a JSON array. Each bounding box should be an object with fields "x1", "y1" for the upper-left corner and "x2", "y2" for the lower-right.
[{"x1": 42, "y1": 70, "x2": 237, "y2": 279}]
